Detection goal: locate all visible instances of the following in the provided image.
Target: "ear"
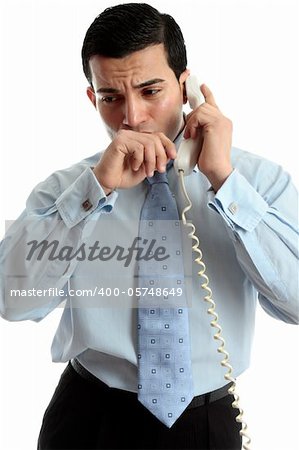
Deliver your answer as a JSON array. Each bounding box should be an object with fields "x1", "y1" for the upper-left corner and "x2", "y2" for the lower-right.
[
  {"x1": 86, "y1": 86, "x2": 97, "y2": 109},
  {"x1": 179, "y1": 69, "x2": 190, "y2": 104}
]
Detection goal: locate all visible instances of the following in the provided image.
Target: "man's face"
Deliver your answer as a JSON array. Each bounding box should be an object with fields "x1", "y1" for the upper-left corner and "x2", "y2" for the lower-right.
[{"x1": 87, "y1": 44, "x2": 189, "y2": 141}]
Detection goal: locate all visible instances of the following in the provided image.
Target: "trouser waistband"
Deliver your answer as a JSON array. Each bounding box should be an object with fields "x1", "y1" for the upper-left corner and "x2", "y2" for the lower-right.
[{"x1": 71, "y1": 358, "x2": 232, "y2": 409}]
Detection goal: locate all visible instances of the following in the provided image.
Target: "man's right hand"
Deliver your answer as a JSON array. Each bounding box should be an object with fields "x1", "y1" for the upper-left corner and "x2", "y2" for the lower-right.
[{"x1": 93, "y1": 130, "x2": 177, "y2": 194}]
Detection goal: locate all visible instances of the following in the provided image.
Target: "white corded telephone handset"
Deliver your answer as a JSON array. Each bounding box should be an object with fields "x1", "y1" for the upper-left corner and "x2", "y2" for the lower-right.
[
  {"x1": 176, "y1": 75, "x2": 251, "y2": 450},
  {"x1": 174, "y1": 75, "x2": 205, "y2": 176}
]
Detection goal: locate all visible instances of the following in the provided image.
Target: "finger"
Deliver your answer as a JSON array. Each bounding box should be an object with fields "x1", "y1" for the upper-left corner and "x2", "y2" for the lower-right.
[
  {"x1": 156, "y1": 133, "x2": 175, "y2": 173},
  {"x1": 138, "y1": 134, "x2": 165, "y2": 176},
  {"x1": 157, "y1": 133, "x2": 177, "y2": 161},
  {"x1": 128, "y1": 133, "x2": 156, "y2": 173},
  {"x1": 200, "y1": 84, "x2": 218, "y2": 108},
  {"x1": 128, "y1": 132, "x2": 175, "y2": 175},
  {"x1": 130, "y1": 141, "x2": 146, "y2": 172},
  {"x1": 184, "y1": 110, "x2": 203, "y2": 139},
  {"x1": 153, "y1": 136, "x2": 168, "y2": 173},
  {"x1": 143, "y1": 142, "x2": 157, "y2": 177},
  {"x1": 187, "y1": 121, "x2": 199, "y2": 140},
  {"x1": 184, "y1": 103, "x2": 220, "y2": 139}
]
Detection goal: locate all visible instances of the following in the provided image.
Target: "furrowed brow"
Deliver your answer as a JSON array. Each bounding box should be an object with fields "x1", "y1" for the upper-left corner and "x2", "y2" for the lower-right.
[
  {"x1": 96, "y1": 87, "x2": 119, "y2": 94},
  {"x1": 134, "y1": 78, "x2": 165, "y2": 88},
  {"x1": 96, "y1": 78, "x2": 165, "y2": 94}
]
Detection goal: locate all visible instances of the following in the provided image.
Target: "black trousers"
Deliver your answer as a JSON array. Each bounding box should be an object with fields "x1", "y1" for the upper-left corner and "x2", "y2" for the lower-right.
[{"x1": 37, "y1": 362, "x2": 242, "y2": 450}]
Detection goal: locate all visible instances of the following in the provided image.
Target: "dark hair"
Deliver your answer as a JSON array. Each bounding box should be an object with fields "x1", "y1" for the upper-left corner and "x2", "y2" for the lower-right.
[{"x1": 81, "y1": 3, "x2": 187, "y2": 85}]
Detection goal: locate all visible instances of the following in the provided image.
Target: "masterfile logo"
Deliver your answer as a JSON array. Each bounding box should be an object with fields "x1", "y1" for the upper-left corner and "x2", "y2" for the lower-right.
[{"x1": 26, "y1": 237, "x2": 170, "y2": 267}]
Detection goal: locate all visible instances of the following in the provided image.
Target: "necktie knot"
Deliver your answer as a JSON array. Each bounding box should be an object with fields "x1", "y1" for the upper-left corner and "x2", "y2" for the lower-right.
[
  {"x1": 147, "y1": 158, "x2": 173, "y2": 185},
  {"x1": 147, "y1": 170, "x2": 168, "y2": 186}
]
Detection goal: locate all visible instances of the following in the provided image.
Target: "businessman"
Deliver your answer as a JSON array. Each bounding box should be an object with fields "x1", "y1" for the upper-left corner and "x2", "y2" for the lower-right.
[{"x1": 0, "y1": 3, "x2": 298, "y2": 449}]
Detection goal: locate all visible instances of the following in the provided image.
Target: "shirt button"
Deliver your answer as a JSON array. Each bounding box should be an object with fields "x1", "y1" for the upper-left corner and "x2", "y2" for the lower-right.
[
  {"x1": 228, "y1": 202, "x2": 238, "y2": 215},
  {"x1": 82, "y1": 199, "x2": 92, "y2": 211}
]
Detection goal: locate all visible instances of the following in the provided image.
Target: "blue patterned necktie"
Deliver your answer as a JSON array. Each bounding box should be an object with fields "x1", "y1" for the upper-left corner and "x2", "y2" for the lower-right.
[{"x1": 137, "y1": 168, "x2": 194, "y2": 428}]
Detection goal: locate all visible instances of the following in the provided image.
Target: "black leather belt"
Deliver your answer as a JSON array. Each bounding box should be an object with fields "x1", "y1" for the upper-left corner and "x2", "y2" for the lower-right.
[{"x1": 70, "y1": 358, "x2": 232, "y2": 409}]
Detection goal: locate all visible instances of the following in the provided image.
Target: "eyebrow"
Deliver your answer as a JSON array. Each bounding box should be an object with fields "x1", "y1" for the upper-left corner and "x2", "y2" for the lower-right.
[{"x1": 96, "y1": 78, "x2": 166, "y2": 94}]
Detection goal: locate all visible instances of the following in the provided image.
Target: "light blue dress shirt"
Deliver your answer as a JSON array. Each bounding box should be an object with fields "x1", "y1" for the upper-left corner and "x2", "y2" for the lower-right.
[{"x1": 0, "y1": 136, "x2": 298, "y2": 396}]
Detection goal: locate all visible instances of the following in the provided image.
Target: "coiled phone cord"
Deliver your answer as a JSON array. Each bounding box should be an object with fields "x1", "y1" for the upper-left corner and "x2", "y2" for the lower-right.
[{"x1": 178, "y1": 170, "x2": 251, "y2": 450}]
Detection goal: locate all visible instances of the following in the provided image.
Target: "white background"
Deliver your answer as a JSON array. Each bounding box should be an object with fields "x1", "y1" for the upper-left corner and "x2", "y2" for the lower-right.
[{"x1": 0, "y1": 0, "x2": 298, "y2": 449}]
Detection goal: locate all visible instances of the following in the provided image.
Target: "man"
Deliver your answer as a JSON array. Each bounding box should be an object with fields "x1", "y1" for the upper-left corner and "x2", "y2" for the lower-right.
[{"x1": 0, "y1": 3, "x2": 298, "y2": 449}]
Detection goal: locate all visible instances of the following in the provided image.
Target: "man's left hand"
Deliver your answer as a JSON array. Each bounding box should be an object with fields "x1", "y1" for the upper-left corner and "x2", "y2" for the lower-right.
[{"x1": 183, "y1": 84, "x2": 233, "y2": 192}]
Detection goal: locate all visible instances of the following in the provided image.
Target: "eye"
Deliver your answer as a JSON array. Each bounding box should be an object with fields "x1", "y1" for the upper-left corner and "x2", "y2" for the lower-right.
[
  {"x1": 101, "y1": 95, "x2": 119, "y2": 104},
  {"x1": 142, "y1": 88, "x2": 161, "y2": 97}
]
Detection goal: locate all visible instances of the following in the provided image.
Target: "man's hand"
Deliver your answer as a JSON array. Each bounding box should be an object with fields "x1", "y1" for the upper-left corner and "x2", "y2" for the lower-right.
[
  {"x1": 184, "y1": 84, "x2": 233, "y2": 192},
  {"x1": 93, "y1": 130, "x2": 177, "y2": 194}
]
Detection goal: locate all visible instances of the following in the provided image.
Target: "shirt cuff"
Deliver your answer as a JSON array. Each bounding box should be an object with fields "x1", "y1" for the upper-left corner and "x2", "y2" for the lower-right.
[
  {"x1": 207, "y1": 169, "x2": 269, "y2": 231},
  {"x1": 56, "y1": 167, "x2": 117, "y2": 228}
]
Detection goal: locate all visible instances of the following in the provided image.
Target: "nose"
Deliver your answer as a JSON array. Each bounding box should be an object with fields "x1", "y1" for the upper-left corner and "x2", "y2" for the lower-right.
[{"x1": 122, "y1": 95, "x2": 148, "y2": 130}]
